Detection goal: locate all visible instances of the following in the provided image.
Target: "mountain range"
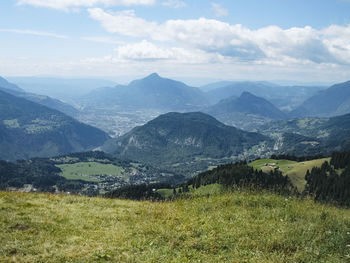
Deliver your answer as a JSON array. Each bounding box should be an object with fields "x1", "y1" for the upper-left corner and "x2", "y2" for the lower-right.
[
  {"x1": 0, "y1": 89, "x2": 109, "y2": 160},
  {"x1": 81, "y1": 73, "x2": 209, "y2": 111},
  {"x1": 205, "y1": 92, "x2": 287, "y2": 130},
  {"x1": 7, "y1": 77, "x2": 117, "y2": 101},
  {"x1": 290, "y1": 80, "x2": 350, "y2": 117},
  {"x1": 203, "y1": 81, "x2": 325, "y2": 110},
  {"x1": 0, "y1": 77, "x2": 79, "y2": 117},
  {"x1": 208, "y1": 91, "x2": 286, "y2": 119}
]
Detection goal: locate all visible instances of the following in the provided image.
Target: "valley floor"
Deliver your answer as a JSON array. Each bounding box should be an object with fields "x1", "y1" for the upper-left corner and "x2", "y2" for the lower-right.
[{"x1": 1, "y1": 190, "x2": 349, "y2": 262}]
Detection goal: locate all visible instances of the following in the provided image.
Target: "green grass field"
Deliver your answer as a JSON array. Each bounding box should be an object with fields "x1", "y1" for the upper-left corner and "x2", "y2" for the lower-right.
[
  {"x1": 249, "y1": 158, "x2": 331, "y2": 191},
  {"x1": 1, "y1": 190, "x2": 349, "y2": 262},
  {"x1": 57, "y1": 162, "x2": 125, "y2": 182}
]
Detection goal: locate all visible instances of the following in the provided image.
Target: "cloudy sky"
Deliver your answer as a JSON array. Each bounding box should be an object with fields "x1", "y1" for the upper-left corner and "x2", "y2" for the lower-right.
[{"x1": 1, "y1": 0, "x2": 350, "y2": 84}]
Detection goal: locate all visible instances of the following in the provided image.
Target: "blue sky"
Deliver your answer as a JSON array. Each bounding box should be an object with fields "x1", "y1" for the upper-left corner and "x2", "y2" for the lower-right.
[{"x1": 1, "y1": 0, "x2": 350, "y2": 84}]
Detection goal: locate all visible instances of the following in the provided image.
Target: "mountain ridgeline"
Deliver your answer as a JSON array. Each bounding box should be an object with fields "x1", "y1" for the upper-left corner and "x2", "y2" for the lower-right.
[
  {"x1": 208, "y1": 91, "x2": 287, "y2": 119},
  {"x1": 0, "y1": 77, "x2": 79, "y2": 117},
  {"x1": 291, "y1": 80, "x2": 350, "y2": 117},
  {"x1": 0, "y1": 90, "x2": 109, "y2": 160},
  {"x1": 203, "y1": 80, "x2": 324, "y2": 111},
  {"x1": 103, "y1": 112, "x2": 270, "y2": 165},
  {"x1": 82, "y1": 73, "x2": 209, "y2": 111}
]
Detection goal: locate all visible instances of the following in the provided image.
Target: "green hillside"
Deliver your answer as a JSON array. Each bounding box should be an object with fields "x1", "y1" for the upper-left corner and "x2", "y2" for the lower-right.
[
  {"x1": 0, "y1": 90, "x2": 109, "y2": 160},
  {"x1": 1, "y1": 191, "x2": 349, "y2": 262},
  {"x1": 249, "y1": 158, "x2": 330, "y2": 191},
  {"x1": 105, "y1": 112, "x2": 270, "y2": 176}
]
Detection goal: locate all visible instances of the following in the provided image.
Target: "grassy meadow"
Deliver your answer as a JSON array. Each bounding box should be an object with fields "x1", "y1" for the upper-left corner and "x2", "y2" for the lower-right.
[
  {"x1": 57, "y1": 162, "x2": 125, "y2": 182},
  {"x1": 249, "y1": 158, "x2": 330, "y2": 191},
  {"x1": 1, "y1": 189, "x2": 349, "y2": 262}
]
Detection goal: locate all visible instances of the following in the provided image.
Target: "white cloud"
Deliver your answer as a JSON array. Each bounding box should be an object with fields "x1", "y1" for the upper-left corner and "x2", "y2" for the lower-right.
[
  {"x1": 211, "y1": 3, "x2": 228, "y2": 17},
  {"x1": 17, "y1": 0, "x2": 156, "y2": 10},
  {"x1": 0, "y1": 28, "x2": 68, "y2": 39},
  {"x1": 81, "y1": 36, "x2": 125, "y2": 44},
  {"x1": 161, "y1": 0, "x2": 186, "y2": 8},
  {"x1": 115, "y1": 40, "x2": 174, "y2": 60},
  {"x1": 114, "y1": 40, "x2": 225, "y2": 63},
  {"x1": 88, "y1": 9, "x2": 159, "y2": 37},
  {"x1": 88, "y1": 8, "x2": 350, "y2": 65}
]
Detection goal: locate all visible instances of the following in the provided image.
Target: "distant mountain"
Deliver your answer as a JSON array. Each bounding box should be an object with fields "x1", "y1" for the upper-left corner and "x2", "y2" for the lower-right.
[
  {"x1": 200, "y1": 81, "x2": 237, "y2": 92},
  {"x1": 0, "y1": 77, "x2": 79, "y2": 117},
  {"x1": 205, "y1": 92, "x2": 287, "y2": 131},
  {"x1": 103, "y1": 112, "x2": 270, "y2": 166},
  {"x1": 7, "y1": 77, "x2": 117, "y2": 100},
  {"x1": 208, "y1": 92, "x2": 287, "y2": 119},
  {"x1": 0, "y1": 77, "x2": 24, "y2": 93},
  {"x1": 290, "y1": 80, "x2": 350, "y2": 117},
  {"x1": 204, "y1": 81, "x2": 324, "y2": 111},
  {"x1": 82, "y1": 73, "x2": 208, "y2": 111},
  {"x1": 0, "y1": 90, "x2": 109, "y2": 160}
]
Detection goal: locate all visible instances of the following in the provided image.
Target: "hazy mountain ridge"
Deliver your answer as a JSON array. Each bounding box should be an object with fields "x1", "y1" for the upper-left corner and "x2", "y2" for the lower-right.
[
  {"x1": 7, "y1": 77, "x2": 118, "y2": 101},
  {"x1": 0, "y1": 77, "x2": 79, "y2": 117},
  {"x1": 204, "y1": 81, "x2": 324, "y2": 111},
  {"x1": 208, "y1": 91, "x2": 287, "y2": 119},
  {"x1": 0, "y1": 90, "x2": 109, "y2": 160},
  {"x1": 290, "y1": 80, "x2": 350, "y2": 117},
  {"x1": 82, "y1": 73, "x2": 209, "y2": 111}
]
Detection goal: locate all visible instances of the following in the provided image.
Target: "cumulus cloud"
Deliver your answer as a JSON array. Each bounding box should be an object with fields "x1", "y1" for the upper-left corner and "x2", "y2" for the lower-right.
[
  {"x1": 161, "y1": 0, "x2": 186, "y2": 8},
  {"x1": 114, "y1": 40, "x2": 225, "y2": 63},
  {"x1": 0, "y1": 28, "x2": 68, "y2": 39},
  {"x1": 211, "y1": 3, "x2": 228, "y2": 17},
  {"x1": 88, "y1": 9, "x2": 158, "y2": 37},
  {"x1": 88, "y1": 8, "x2": 350, "y2": 65},
  {"x1": 17, "y1": 0, "x2": 156, "y2": 10}
]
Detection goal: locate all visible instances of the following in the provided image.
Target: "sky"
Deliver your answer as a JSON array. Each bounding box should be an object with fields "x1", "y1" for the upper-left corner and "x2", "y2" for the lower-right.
[{"x1": 1, "y1": 0, "x2": 350, "y2": 84}]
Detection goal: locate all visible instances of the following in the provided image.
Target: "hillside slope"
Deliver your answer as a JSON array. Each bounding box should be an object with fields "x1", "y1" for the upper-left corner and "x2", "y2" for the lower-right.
[
  {"x1": 104, "y1": 112, "x2": 269, "y2": 165},
  {"x1": 0, "y1": 77, "x2": 79, "y2": 117},
  {"x1": 0, "y1": 90, "x2": 109, "y2": 160},
  {"x1": 291, "y1": 80, "x2": 350, "y2": 117},
  {"x1": 1, "y1": 191, "x2": 348, "y2": 262},
  {"x1": 256, "y1": 113, "x2": 350, "y2": 156}
]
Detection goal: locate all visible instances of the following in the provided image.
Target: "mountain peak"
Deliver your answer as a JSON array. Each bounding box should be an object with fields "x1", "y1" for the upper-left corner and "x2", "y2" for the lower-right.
[
  {"x1": 240, "y1": 91, "x2": 256, "y2": 98},
  {"x1": 208, "y1": 91, "x2": 286, "y2": 119},
  {"x1": 145, "y1": 72, "x2": 161, "y2": 80}
]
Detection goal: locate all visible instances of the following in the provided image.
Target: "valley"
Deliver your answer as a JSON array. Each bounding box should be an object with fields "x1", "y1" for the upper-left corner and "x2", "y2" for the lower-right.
[
  {"x1": 2, "y1": 73, "x2": 350, "y2": 191},
  {"x1": 2, "y1": 2, "x2": 350, "y2": 262}
]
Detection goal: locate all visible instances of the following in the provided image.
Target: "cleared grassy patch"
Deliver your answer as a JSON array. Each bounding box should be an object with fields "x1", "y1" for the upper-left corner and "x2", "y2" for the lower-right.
[
  {"x1": 57, "y1": 162, "x2": 125, "y2": 182},
  {"x1": 249, "y1": 158, "x2": 331, "y2": 191},
  {"x1": 1, "y1": 191, "x2": 349, "y2": 262},
  {"x1": 157, "y1": 188, "x2": 174, "y2": 198}
]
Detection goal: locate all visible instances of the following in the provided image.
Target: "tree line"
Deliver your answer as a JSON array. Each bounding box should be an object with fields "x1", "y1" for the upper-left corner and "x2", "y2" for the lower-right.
[
  {"x1": 186, "y1": 161, "x2": 297, "y2": 194},
  {"x1": 304, "y1": 151, "x2": 350, "y2": 206}
]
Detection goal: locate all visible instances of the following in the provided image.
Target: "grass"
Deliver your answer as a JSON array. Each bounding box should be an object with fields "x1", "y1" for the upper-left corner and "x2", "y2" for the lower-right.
[
  {"x1": 249, "y1": 158, "x2": 331, "y2": 191},
  {"x1": 57, "y1": 162, "x2": 125, "y2": 182},
  {"x1": 1, "y1": 190, "x2": 349, "y2": 262}
]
